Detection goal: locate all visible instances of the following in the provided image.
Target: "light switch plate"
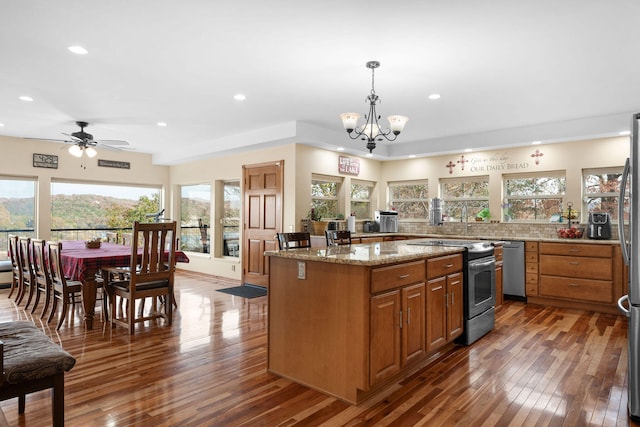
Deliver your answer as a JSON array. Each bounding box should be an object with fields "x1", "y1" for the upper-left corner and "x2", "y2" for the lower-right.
[{"x1": 297, "y1": 261, "x2": 306, "y2": 279}]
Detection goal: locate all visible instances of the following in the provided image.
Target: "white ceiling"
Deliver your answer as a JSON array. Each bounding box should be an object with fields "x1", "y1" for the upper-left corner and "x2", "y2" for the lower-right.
[{"x1": 1, "y1": 0, "x2": 639, "y2": 165}]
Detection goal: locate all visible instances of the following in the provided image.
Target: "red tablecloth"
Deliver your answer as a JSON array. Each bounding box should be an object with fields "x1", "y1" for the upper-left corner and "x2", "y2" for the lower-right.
[{"x1": 60, "y1": 241, "x2": 190, "y2": 282}]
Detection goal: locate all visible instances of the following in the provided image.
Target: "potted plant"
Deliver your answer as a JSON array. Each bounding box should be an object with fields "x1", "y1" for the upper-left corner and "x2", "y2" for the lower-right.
[
  {"x1": 476, "y1": 208, "x2": 491, "y2": 222},
  {"x1": 308, "y1": 208, "x2": 325, "y2": 235}
]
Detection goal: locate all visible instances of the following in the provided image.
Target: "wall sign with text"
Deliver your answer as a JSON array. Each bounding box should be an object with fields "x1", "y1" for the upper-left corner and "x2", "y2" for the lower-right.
[
  {"x1": 338, "y1": 156, "x2": 360, "y2": 175},
  {"x1": 33, "y1": 153, "x2": 58, "y2": 169},
  {"x1": 98, "y1": 159, "x2": 130, "y2": 169}
]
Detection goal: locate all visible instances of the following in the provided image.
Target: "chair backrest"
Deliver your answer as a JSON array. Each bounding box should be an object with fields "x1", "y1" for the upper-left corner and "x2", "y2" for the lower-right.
[
  {"x1": 18, "y1": 237, "x2": 34, "y2": 282},
  {"x1": 325, "y1": 230, "x2": 352, "y2": 246},
  {"x1": 8, "y1": 235, "x2": 20, "y2": 270},
  {"x1": 32, "y1": 239, "x2": 51, "y2": 286},
  {"x1": 105, "y1": 232, "x2": 119, "y2": 244},
  {"x1": 129, "y1": 221, "x2": 177, "y2": 285},
  {"x1": 48, "y1": 241, "x2": 70, "y2": 291},
  {"x1": 277, "y1": 232, "x2": 311, "y2": 250},
  {"x1": 121, "y1": 233, "x2": 133, "y2": 246}
]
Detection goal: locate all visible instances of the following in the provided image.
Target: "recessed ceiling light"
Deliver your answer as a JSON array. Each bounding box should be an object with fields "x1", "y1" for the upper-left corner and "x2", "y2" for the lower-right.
[
  {"x1": 68, "y1": 45, "x2": 88, "y2": 55},
  {"x1": 408, "y1": 154, "x2": 416, "y2": 158},
  {"x1": 620, "y1": 131, "x2": 631, "y2": 136},
  {"x1": 532, "y1": 140, "x2": 542, "y2": 145},
  {"x1": 428, "y1": 94, "x2": 441, "y2": 100},
  {"x1": 336, "y1": 147, "x2": 345, "y2": 151},
  {"x1": 464, "y1": 148, "x2": 472, "y2": 153},
  {"x1": 19, "y1": 96, "x2": 33, "y2": 102},
  {"x1": 234, "y1": 94, "x2": 246, "y2": 101},
  {"x1": 0, "y1": 123, "x2": 4, "y2": 127},
  {"x1": 157, "y1": 122, "x2": 167, "y2": 127}
]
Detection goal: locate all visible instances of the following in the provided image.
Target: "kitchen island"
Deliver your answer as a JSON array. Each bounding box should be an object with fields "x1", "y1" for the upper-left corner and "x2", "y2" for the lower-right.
[{"x1": 266, "y1": 240, "x2": 465, "y2": 404}]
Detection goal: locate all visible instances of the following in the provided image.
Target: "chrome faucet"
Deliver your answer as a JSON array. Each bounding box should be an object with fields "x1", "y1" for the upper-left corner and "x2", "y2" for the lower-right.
[{"x1": 461, "y1": 202, "x2": 469, "y2": 234}]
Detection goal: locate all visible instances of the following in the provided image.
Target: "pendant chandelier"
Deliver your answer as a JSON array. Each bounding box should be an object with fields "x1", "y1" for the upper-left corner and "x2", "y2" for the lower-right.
[{"x1": 340, "y1": 61, "x2": 408, "y2": 153}]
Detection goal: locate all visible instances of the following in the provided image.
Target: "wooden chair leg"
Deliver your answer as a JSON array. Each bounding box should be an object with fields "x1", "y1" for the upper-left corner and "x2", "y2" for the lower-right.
[
  {"x1": 52, "y1": 372, "x2": 65, "y2": 427},
  {"x1": 18, "y1": 394, "x2": 25, "y2": 414}
]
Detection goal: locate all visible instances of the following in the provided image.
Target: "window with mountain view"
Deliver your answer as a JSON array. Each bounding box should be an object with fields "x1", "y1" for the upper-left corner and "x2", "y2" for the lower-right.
[
  {"x1": 0, "y1": 177, "x2": 36, "y2": 249},
  {"x1": 222, "y1": 181, "x2": 240, "y2": 257},
  {"x1": 50, "y1": 181, "x2": 161, "y2": 241},
  {"x1": 180, "y1": 184, "x2": 211, "y2": 253}
]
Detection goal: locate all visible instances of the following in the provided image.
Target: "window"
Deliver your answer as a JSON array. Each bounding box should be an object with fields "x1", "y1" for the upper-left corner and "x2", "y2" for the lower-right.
[
  {"x1": 351, "y1": 180, "x2": 374, "y2": 219},
  {"x1": 311, "y1": 175, "x2": 341, "y2": 220},
  {"x1": 180, "y1": 184, "x2": 211, "y2": 253},
  {"x1": 440, "y1": 177, "x2": 489, "y2": 221},
  {"x1": 389, "y1": 180, "x2": 429, "y2": 220},
  {"x1": 0, "y1": 177, "x2": 36, "y2": 250},
  {"x1": 222, "y1": 181, "x2": 240, "y2": 257},
  {"x1": 50, "y1": 181, "x2": 160, "y2": 241},
  {"x1": 583, "y1": 168, "x2": 624, "y2": 222},
  {"x1": 504, "y1": 172, "x2": 566, "y2": 221}
]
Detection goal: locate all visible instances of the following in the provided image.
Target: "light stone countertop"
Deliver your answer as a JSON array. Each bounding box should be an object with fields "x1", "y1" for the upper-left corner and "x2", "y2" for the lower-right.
[{"x1": 265, "y1": 240, "x2": 464, "y2": 266}]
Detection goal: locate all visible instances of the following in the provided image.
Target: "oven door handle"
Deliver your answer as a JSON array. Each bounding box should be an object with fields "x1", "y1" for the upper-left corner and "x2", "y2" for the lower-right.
[{"x1": 469, "y1": 259, "x2": 495, "y2": 270}]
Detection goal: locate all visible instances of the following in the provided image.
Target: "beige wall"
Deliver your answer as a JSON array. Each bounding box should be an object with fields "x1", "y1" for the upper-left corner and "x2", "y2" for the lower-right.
[
  {"x1": 380, "y1": 136, "x2": 628, "y2": 219},
  {"x1": 0, "y1": 135, "x2": 169, "y2": 241},
  {"x1": 1, "y1": 134, "x2": 628, "y2": 281}
]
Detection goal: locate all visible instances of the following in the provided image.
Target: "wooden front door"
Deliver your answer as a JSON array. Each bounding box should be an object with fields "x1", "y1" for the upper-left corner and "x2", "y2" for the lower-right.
[{"x1": 242, "y1": 161, "x2": 283, "y2": 288}]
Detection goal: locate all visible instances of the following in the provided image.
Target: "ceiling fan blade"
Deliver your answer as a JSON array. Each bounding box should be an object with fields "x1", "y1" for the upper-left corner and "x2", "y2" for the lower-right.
[
  {"x1": 99, "y1": 144, "x2": 125, "y2": 152},
  {"x1": 24, "y1": 136, "x2": 69, "y2": 143},
  {"x1": 96, "y1": 139, "x2": 129, "y2": 146}
]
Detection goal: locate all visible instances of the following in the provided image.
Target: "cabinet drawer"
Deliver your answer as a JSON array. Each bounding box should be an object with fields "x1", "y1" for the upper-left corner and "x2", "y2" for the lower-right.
[
  {"x1": 526, "y1": 272, "x2": 538, "y2": 284},
  {"x1": 426, "y1": 254, "x2": 463, "y2": 280},
  {"x1": 525, "y1": 263, "x2": 538, "y2": 274},
  {"x1": 371, "y1": 261, "x2": 425, "y2": 293},
  {"x1": 539, "y1": 276, "x2": 613, "y2": 303},
  {"x1": 525, "y1": 252, "x2": 538, "y2": 263},
  {"x1": 540, "y1": 254, "x2": 612, "y2": 280},
  {"x1": 525, "y1": 241, "x2": 538, "y2": 251},
  {"x1": 539, "y1": 242, "x2": 612, "y2": 258},
  {"x1": 526, "y1": 283, "x2": 539, "y2": 296}
]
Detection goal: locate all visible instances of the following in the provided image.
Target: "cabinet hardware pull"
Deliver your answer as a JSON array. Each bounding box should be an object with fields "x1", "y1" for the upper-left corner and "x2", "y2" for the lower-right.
[
  {"x1": 569, "y1": 283, "x2": 580, "y2": 287},
  {"x1": 407, "y1": 307, "x2": 411, "y2": 325},
  {"x1": 399, "y1": 310, "x2": 403, "y2": 329},
  {"x1": 445, "y1": 292, "x2": 449, "y2": 308},
  {"x1": 398, "y1": 274, "x2": 410, "y2": 279},
  {"x1": 568, "y1": 262, "x2": 580, "y2": 265},
  {"x1": 451, "y1": 291, "x2": 454, "y2": 305},
  {"x1": 445, "y1": 264, "x2": 454, "y2": 268},
  {"x1": 568, "y1": 249, "x2": 581, "y2": 252},
  {"x1": 451, "y1": 280, "x2": 460, "y2": 286}
]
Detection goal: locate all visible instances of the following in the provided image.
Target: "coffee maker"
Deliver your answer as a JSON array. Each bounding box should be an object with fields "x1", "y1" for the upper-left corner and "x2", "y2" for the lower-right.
[{"x1": 587, "y1": 212, "x2": 612, "y2": 240}]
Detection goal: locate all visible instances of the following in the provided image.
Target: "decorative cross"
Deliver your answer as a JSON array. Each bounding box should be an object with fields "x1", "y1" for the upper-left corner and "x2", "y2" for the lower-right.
[
  {"x1": 445, "y1": 161, "x2": 456, "y2": 174},
  {"x1": 457, "y1": 155, "x2": 469, "y2": 171},
  {"x1": 531, "y1": 149, "x2": 544, "y2": 165}
]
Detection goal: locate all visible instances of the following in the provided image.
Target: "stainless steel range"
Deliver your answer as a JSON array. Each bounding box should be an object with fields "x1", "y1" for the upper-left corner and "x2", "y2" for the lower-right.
[{"x1": 408, "y1": 239, "x2": 496, "y2": 345}]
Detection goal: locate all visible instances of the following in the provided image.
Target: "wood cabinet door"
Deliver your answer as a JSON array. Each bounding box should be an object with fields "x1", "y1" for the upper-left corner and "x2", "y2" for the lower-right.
[
  {"x1": 242, "y1": 161, "x2": 283, "y2": 288},
  {"x1": 447, "y1": 272, "x2": 464, "y2": 341},
  {"x1": 370, "y1": 291, "x2": 401, "y2": 386},
  {"x1": 402, "y1": 283, "x2": 426, "y2": 365},
  {"x1": 426, "y1": 276, "x2": 447, "y2": 352}
]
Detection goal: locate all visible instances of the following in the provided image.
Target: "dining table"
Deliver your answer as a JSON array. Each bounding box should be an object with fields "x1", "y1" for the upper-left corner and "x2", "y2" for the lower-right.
[{"x1": 60, "y1": 240, "x2": 190, "y2": 329}]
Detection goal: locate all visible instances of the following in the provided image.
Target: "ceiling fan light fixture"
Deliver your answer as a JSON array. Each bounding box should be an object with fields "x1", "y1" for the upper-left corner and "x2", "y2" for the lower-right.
[
  {"x1": 85, "y1": 146, "x2": 97, "y2": 158},
  {"x1": 68, "y1": 145, "x2": 83, "y2": 157}
]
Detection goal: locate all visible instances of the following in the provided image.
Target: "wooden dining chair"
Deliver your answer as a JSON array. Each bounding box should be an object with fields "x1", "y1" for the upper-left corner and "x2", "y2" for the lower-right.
[
  {"x1": 7, "y1": 235, "x2": 20, "y2": 300},
  {"x1": 105, "y1": 221, "x2": 177, "y2": 335},
  {"x1": 277, "y1": 232, "x2": 311, "y2": 250},
  {"x1": 16, "y1": 237, "x2": 36, "y2": 309},
  {"x1": 325, "y1": 230, "x2": 352, "y2": 246},
  {"x1": 105, "y1": 232, "x2": 119, "y2": 244},
  {"x1": 47, "y1": 242, "x2": 83, "y2": 330},
  {"x1": 30, "y1": 239, "x2": 52, "y2": 317}
]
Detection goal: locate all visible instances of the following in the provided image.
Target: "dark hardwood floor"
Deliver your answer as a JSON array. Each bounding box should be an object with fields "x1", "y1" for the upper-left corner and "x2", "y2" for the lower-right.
[{"x1": 0, "y1": 271, "x2": 639, "y2": 426}]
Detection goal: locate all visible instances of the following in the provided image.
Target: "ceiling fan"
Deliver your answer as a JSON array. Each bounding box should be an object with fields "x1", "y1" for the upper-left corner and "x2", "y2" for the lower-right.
[{"x1": 29, "y1": 121, "x2": 130, "y2": 158}]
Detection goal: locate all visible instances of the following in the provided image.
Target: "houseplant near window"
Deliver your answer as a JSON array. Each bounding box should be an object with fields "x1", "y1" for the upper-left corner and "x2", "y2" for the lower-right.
[{"x1": 308, "y1": 208, "x2": 325, "y2": 235}]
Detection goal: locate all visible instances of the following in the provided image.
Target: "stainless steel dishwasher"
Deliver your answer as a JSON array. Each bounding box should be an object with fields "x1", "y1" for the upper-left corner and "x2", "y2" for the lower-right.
[{"x1": 503, "y1": 241, "x2": 526, "y2": 298}]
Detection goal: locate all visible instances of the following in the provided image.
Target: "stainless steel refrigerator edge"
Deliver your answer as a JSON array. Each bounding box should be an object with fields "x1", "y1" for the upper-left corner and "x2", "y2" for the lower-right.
[{"x1": 618, "y1": 112, "x2": 640, "y2": 422}]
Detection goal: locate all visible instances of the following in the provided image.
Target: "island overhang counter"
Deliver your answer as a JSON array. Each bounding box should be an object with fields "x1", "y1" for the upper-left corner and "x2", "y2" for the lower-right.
[{"x1": 265, "y1": 240, "x2": 466, "y2": 404}]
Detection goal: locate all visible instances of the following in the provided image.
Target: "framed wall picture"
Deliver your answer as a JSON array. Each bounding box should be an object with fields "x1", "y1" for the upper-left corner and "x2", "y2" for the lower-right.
[{"x1": 33, "y1": 153, "x2": 58, "y2": 169}]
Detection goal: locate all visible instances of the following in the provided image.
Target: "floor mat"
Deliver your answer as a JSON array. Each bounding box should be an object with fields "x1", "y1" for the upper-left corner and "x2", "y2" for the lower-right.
[{"x1": 216, "y1": 284, "x2": 267, "y2": 299}]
